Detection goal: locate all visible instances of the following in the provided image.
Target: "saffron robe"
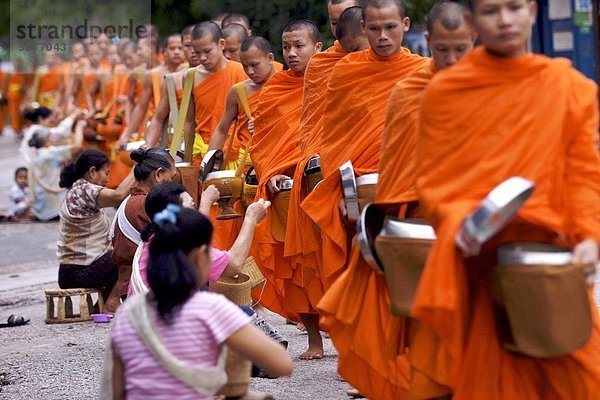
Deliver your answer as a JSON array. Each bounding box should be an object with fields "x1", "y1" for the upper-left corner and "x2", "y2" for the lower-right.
[
  {"x1": 284, "y1": 41, "x2": 347, "y2": 310},
  {"x1": 192, "y1": 61, "x2": 247, "y2": 160},
  {"x1": 414, "y1": 47, "x2": 600, "y2": 399},
  {"x1": 317, "y1": 59, "x2": 443, "y2": 400},
  {"x1": 303, "y1": 48, "x2": 427, "y2": 288},
  {"x1": 249, "y1": 69, "x2": 307, "y2": 320}
]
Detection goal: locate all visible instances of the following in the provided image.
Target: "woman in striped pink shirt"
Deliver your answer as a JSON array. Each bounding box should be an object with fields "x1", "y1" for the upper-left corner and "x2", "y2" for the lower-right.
[{"x1": 109, "y1": 206, "x2": 292, "y2": 399}]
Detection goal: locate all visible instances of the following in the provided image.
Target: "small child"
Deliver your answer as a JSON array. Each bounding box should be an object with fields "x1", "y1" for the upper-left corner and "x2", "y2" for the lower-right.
[{"x1": 9, "y1": 167, "x2": 30, "y2": 220}]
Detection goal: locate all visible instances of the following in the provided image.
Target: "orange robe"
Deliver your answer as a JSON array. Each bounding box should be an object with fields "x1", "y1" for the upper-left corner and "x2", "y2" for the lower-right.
[
  {"x1": 225, "y1": 88, "x2": 259, "y2": 163},
  {"x1": 192, "y1": 61, "x2": 247, "y2": 160},
  {"x1": 249, "y1": 69, "x2": 306, "y2": 321},
  {"x1": 37, "y1": 66, "x2": 62, "y2": 109},
  {"x1": 303, "y1": 48, "x2": 427, "y2": 288},
  {"x1": 316, "y1": 58, "x2": 438, "y2": 400},
  {"x1": 414, "y1": 47, "x2": 600, "y2": 398},
  {"x1": 7, "y1": 73, "x2": 29, "y2": 131},
  {"x1": 0, "y1": 71, "x2": 7, "y2": 131},
  {"x1": 284, "y1": 41, "x2": 347, "y2": 311}
]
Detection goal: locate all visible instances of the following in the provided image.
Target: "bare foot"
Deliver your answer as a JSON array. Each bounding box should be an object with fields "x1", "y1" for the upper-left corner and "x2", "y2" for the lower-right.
[
  {"x1": 299, "y1": 344, "x2": 324, "y2": 360},
  {"x1": 347, "y1": 388, "x2": 364, "y2": 398},
  {"x1": 296, "y1": 323, "x2": 306, "y2": 332}
]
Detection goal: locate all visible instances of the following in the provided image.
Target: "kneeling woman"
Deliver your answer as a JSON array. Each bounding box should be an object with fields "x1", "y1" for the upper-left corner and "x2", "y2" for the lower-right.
[
  {"x1": 57, "y1": 149, "x2": 134, "y2": 310},
  {"x1": 109, "y1": 207, "x2": 293, "y2": 399}
]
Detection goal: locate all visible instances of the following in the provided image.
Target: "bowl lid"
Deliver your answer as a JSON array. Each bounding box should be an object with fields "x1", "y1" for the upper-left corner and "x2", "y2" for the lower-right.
[
  {"x1": 498, "y1": 242, "x2": 572, "y2": 266},
  {"x1": 356, "y1": 173, "x2": 379, "y2": 186},
  {"x1": 463, "y1": 177, "x2": 535, "y2": 245},
  {"x1": 205, "y1": 170, "x2": 237, "y2": 180},
  {"x1": 199, "y1": 149, "x2": 224, "y2": 183}
]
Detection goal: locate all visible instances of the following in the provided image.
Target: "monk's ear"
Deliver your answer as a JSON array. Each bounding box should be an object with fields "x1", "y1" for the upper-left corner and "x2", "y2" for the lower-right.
[
  {"x1": 528, "y1": 1, "x2": 538, "y2": 25},
  {"x1": 218, "y1": 38, "x2": 226, "y2": 50},
  {"x1": 315, "y1": 41, "x2": 323, "y2": 52},
  {"x1": 268, "y1": 52, "x2": 275, "y2": 63},
  {"x1": 424, "y1": 31, "x2": 430, "y2": 46},
  {"x1": 402, "y1": 17, "x2": 411, "y2": 32},
  {"x1": 360, "y1": 19, "x2": 366, "y2": 33}
]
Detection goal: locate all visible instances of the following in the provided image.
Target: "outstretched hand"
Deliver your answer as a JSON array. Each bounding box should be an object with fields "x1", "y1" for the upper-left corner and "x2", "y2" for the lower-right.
[{"x1": 245, "y1": 198, "x2": 271, "y2": 224}]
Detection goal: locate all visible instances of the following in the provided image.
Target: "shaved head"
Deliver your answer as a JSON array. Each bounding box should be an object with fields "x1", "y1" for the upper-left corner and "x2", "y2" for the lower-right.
[
  {"x1": 426, "y1": 1, "x2": 468, "y2": 34},
  {"x1": 328, "y1": 0, "x2": 361, "y2": 37},
  {"x1": 241, "y1": 36, "x2": 273, "y2": 55},
  {"x1": 361, "y1": 0, "x2": 405, "y2": 19},
  {"x1": 222, "y1": 23, "x2": 248, "y2": 42},
  {"x1": 212, "y1": 12, "x2": 230, "y2": 27},
  {"x1": 191, "y1": 21, "x2": 223, "y2": 43},
  {"x1": 222, "y1": 13, "x2": 251, "y2": 33},
  {"x1": 283, "y1": 19, "x2": 321, "y2": 44},
  {"x1": 181, "y1": 25, "x2": 194, "y2": 40},
  {"x1": 336, "y1": 6, "x2": 369, "y2": 52}
]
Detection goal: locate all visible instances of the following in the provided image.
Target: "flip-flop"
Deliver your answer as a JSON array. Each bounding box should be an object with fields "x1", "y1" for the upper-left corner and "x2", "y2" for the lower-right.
[{"x1": 0, "y1": 314, "x2": 30, "y2": 328}]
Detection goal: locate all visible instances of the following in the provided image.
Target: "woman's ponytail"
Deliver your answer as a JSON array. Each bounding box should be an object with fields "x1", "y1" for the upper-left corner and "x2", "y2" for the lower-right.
[{"x1": 147, "y1": 206, "x2": 213, "y2": 323}]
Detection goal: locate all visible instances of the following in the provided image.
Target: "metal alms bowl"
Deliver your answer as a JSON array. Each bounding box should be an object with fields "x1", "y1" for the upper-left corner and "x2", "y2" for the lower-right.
[
  {"x1": 357, "y1": 203, "x2": 387, "y2": 272},
  {"x1": 498, "y1": 243, "x2": 572, "y2": 266},
  {"x1": 381, "y1": 218, "x2": 437, "y2": 240},
  {"x1": 277, "y1": 179, "x2": 294, "y2": 191},
  {"x1": 463, "y1": 177, "x2": 535, "y2": 245},
  {"x1": 339, "y1": 160, "x2": 360, "y2": 221},
  {"x1": 199, "y1": 149, "x2": 224, "y2": 183},
  {"x1": 305, "y1": 155, "x2": 321, "y2": 175}
]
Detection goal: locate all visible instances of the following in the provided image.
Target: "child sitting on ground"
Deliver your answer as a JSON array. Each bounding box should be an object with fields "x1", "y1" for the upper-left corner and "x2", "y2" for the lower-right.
[{"x1": 8, "y1": 167, "x2": 31, "y2": 220}]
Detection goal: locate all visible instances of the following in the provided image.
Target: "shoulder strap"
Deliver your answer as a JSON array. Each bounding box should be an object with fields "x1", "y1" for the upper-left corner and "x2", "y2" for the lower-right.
[
  {"x1": 169, "y1": 67, "x2": 196, "y2": 159},
  {"x1": 165, "y1": 75, "x2": 179, "y2": 132},
  {"x1": 151, "y1": 70, "x2": 161, "y2": 109},
  {"x1": 234, "y1": 82, "x2": 252, "y2": 119},
  {"x1": 31, "y1": 68, "x2": 42, "y2": 102},
  {"x1": 125, "y1": 294, "x2": 228, "y2": 396}
]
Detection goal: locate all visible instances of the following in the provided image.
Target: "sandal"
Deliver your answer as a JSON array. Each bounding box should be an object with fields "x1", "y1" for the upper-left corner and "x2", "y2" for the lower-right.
[{"x1": 0, "y1": 314, "x2": 30, "y2": 328}]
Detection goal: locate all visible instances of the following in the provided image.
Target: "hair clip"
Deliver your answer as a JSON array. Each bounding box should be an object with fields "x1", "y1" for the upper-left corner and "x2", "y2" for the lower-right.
[{"x1": 153, "y1": 203, "x2": 182, "y2": 228}]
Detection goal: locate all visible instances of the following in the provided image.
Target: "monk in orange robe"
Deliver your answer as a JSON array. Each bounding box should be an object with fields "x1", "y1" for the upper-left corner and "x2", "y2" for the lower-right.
[
  {"x1": 144, "y1": 26, "x2": 201, "y2": 148},
  {"x1": 249, "y1": 20, "x2": 323, "y2": 359},
  {"x1": 6, "y1": 57, "x2": 31, "y2": 134},
  {"x1": 184, "y1": 22, "x2": 248, "y2": 252},
  {"x1": 283, "y1": 3, "x2": 367, "y2": 359},
  {"x1": 0, "y1": 70, "x2": 7, "y2": 133},
  {"x1": 317, "y1": 3, "x2": 476, "y2": 399},
  {"x1": 118, "y1": 35, "x2": 184, "y2": 147},
  {"x1": 187, "y1": 22, "x2": 248, "y2": 162},
  {"x1": 413, "y1": 0, "x2": 600, "y2": 398},
  {"x1": 31, "y1": 51, "x2": 63, "y2": 111}
]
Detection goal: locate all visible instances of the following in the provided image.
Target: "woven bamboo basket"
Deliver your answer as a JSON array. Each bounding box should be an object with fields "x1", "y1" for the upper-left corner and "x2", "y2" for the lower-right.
[
  {"x1": 210, "y1": 273, "x2": 253, "y2": 397},
  {"x1": 241, "y1": 257, "x2": 266, "y2": 289},
  {"x1": 209, "y1": 273, "x2": 252, "y2": 306},
  {"x1": 306, "y1": 171, "x2": 323, "y2": 192}
]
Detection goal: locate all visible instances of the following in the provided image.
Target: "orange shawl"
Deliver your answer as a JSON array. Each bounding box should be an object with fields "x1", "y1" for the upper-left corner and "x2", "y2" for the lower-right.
[
  {"x1": 249, "y1": 69, "x2": 307, "y2": 319},
  {"x1": 283, "y1": 42, "x2": 347, "y2": 305},
  {"x1": 303, "y1": 48, "x2": 427, "y2": 285},
  {"x1": 415, "y1": 47, "x2": 600, "y2": 398},
  {"x1": 39, "y1": 66, "x2": 62, "y2": 94},
  {"x1": 226, "y1": 88, "x2": 259, "y2": 161},
  {"x1": 316, "y1": 58, "x2": 442, "y2": 400},
  {"x1": 192, "y1": 61, "x2": 247, "y2": 157}
]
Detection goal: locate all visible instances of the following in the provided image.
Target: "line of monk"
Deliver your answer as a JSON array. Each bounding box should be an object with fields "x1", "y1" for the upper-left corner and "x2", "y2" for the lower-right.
[{"x1": 3, "y1": 1, "x2": 598, "y2": 398}]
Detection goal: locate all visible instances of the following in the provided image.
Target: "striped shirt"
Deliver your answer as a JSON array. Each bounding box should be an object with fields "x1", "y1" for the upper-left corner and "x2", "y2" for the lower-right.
[{"x1": 111, "y1": 292, "x2": 250, "y2": 399}]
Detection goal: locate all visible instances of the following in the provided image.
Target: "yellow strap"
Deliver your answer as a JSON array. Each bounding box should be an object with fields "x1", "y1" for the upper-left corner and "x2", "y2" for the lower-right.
[
  {"x1": 169, "y1": 67, "x2": 196, "y2": 159},
  {"x1": 100, "y1": 73, "x2": 107, "y2": 108},
  {"x1": 31, "y1": 68, "x2": 42, "y2": 102},
  {"x1": 234, "y1": 82, "x2": 252, "y2": 119},
  {"x1": 151, "y1": 70, "x2": 161, "y2": 109}
]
